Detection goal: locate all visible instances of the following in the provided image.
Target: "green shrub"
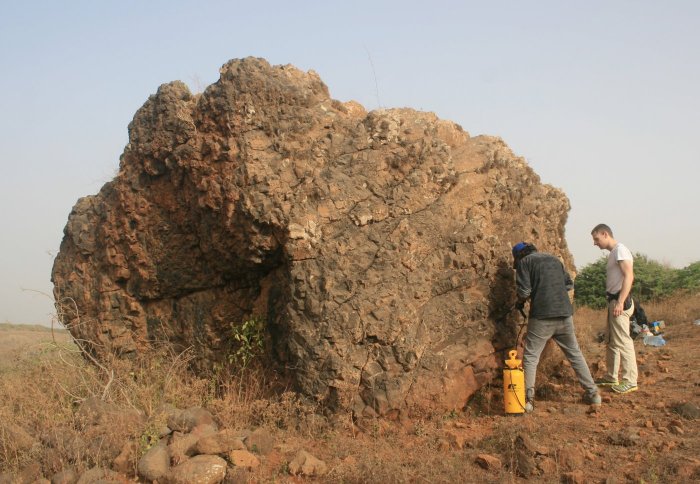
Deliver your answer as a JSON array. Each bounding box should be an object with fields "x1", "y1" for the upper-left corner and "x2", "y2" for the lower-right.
[
  {"x1": 575, "y1": 254, "x2": 700, "y2": 308},
  {"x1": 229, "y1": 316, "x2": 265, "y2": 369},
  {"x1": 574, "y1": 257, "x2": 607, "y2": 308}
]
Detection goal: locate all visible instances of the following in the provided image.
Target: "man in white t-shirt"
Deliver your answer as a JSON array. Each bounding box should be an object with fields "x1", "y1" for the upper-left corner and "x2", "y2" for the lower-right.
[{"x1": 590, "y1": 224, "x2": 638, "y2": 394}]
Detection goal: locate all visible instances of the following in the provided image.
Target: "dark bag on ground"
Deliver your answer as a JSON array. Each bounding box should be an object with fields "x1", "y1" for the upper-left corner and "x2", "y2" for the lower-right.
[{"x1": 629, "y1": 299, "x2": 648, "y2": 339}]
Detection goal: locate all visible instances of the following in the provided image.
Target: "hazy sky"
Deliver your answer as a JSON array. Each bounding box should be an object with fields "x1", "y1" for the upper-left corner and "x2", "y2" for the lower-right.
[{"x1": 1, "y1": 1, "x2": 698, "y2": 324}]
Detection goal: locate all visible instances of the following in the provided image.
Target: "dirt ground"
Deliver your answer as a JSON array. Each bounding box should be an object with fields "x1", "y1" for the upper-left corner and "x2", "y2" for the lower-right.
[
  {"x1": 272, "y1": 297, "x2": 700, "y2": 482},
  {"x1": 0, "y1": 324, "x2": 71, "y2": 371},
  {"x1": 301, "y1": 302, "x2": 700, "y2": 483},
  {"x1": 480, "y1": 306, "x2": 700, "y2": 483},
  {"x1": 1, "y1": 299, "x2": 699, "y2": 483}
]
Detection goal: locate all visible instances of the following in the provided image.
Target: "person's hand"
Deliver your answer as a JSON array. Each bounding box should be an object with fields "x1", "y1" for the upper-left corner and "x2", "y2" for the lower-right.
[
  {"x1": 613, "y1": 301, "x2": 623, "y2": 317},
  {"x1": 515, "y1": 299, "x2": 526, "y2": 311}
]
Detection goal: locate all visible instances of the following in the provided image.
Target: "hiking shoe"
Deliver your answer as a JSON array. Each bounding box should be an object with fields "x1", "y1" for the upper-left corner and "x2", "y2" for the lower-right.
[
  {"x1": 595, "y1": 377, "x2": 618, "y2": 387},
  {"x1": 611, "y1": 382, "x2": 638, "y2": 394},
  {"x1": 524, "y1": 401, "x2": 534, "y2": 413},
  {"x1": 584, "y1": 393, "x2": 602, "y2": 405}
]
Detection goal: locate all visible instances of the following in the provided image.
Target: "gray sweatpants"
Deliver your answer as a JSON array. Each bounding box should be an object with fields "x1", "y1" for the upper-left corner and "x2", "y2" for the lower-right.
[{"x1": 523, "y1": 315, "x2": 598, "y2": 401}]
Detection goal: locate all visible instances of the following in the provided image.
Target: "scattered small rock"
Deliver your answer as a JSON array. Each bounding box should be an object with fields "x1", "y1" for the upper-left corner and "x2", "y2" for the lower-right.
[
  {"x1": 167, "y1": 407, "x2": 216, "y2": 433},
  {"x1": 158, "y1": 424, "x2": 173, "y2": 438},
  {"x1": 196, "y1": 428, "x2": 246, "y2": 454},
  {"x1": 558, "y1": 444, "x2": 585, "y2": 471},
  {"x1": 165, "y1": 454, "x2": 227, "y2": 484},
  {"x1": 515, "y1": 434, "x2": 549, "y2": 455},
  {"x1": 656, "y1": 440, "x2": 677, "y2": 452},
  {"x1": 608, "y1": 429, "x2": 640, "y2": 447},
  {"x1": 288, "y1": 450, "x2": 327, "y2": 477},
  {"x1": 169, "y1": 431, "x2": 203, "y2": 465},
  {"x1": 138, "y1": 442, "x2": 170, "y2": 482},
  {"x1": 672, "y1": 402, "x2": 700, "y2": 420},
  {"x1": 244, "y1": 427, "x2": 274, "y2": 455},
  {"x1": 514, "y1": 447, "x2": 537, "y2": 477},
  {"x1": 475, "y1": 453, "x2": 502, "y2": 470},
  {"x1": 228, "y1": 449, "x2": 260, "y2": 469},
  {"x1": 75, "y1": 466, "x2": 125, "y2": 484},
  {"x1": 224, "y1": 466, "x2": 251, "y2": 484}
]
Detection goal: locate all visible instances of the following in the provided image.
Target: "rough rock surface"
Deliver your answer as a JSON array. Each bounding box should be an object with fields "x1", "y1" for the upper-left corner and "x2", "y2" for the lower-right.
[{"x1": 52, "y1": 57, "x2": 573, "y2": 416}]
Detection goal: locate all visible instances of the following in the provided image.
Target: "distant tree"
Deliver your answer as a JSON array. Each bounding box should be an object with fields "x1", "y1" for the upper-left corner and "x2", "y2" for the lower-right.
[
  {"x1": 574, "y1": 254, "x2": 700, "y2": 308},
  {"x1": 574, "y1": 257, "x2": 607, "y2": 309},
  {"x1": 631, "y1": 254, "x2": 677, "y2": 300},
  {"x1": 675, "y1": 261, "x2": 700, "y2": 292}
]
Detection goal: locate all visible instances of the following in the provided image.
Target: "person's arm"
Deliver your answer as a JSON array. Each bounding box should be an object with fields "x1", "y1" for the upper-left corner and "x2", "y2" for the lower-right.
[
  {"x1": 614, "y1": 259, "x2": 634, "y2": 316},
  {"x1": 515, "y1": 259, "x2": 531, "y2": 307},
  {"x1": 562, "y1": 263, "x2": 574, "y2": 291}
]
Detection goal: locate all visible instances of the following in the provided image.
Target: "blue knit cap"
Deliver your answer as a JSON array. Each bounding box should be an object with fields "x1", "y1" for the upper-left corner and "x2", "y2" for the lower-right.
[{"x1": 512, "y1": 242, "x2": 528, "y2": 257}]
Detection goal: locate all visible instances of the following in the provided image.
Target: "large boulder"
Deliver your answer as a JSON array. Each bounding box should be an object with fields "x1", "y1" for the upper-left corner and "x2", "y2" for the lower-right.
[{"x1": 52, "y1": 57, "x2": 573, "y2": 416}]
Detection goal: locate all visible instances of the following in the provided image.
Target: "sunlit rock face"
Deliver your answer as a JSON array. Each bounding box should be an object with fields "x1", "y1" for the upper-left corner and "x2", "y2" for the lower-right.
[{"x1": 52, "y1": 57, "x2": 573, "y2": 416}]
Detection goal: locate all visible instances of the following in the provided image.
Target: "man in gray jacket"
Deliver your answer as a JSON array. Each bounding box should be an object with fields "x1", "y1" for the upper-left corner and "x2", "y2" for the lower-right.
[{"x1": 512, "y1": 242, "x2": 601, "y2": 412}]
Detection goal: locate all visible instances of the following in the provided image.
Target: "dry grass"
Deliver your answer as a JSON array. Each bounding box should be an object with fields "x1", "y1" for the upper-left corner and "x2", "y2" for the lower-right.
[
  {"x1": 0, "y1": 327, "x2": 317, "y2": 478},
  {"x1": 1, "y1": 292, "x2": 699, "y2": 482}
]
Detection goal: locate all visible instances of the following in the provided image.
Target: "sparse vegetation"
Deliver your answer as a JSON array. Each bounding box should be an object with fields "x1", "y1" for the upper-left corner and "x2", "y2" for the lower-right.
[
  {"x1": 228, "y1": 316, "x2": 265, "y2": 369},
  {"x1": 1, "y1": 292, "x2": 699, "y2": 482}
]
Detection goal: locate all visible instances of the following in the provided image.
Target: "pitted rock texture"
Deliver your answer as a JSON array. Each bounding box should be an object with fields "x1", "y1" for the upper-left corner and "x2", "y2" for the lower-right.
[{"x1": 52, "y1": 57, "x2": 574, "y2": 416}]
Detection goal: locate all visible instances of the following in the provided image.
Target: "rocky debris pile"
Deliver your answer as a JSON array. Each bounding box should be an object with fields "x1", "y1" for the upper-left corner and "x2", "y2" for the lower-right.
[
  {"x1": 0, "y1": 398, "x2": 326, "y2": 483},
  {"x1": 52, "y1": 57, "x2": 574, "y2": 417}
]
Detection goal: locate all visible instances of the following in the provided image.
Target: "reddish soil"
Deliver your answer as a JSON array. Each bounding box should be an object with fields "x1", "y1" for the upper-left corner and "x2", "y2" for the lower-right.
[
  {"x1": 283, "y1": 300, "x2": 700, "y2": 482},
  {"x1": 1, "y1": 299, "x2": 699, "y2": 483}
]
